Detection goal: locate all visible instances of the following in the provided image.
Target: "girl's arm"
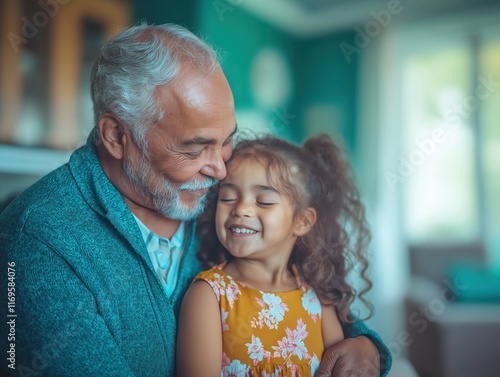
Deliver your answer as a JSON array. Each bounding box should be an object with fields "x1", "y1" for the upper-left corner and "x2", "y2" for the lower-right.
[
  {"x1": 176, "y1": 280, "x2": 223, "y2": 377},
  {"x1": 321, "y1": 303, "x2": 345, "y2": 349}
]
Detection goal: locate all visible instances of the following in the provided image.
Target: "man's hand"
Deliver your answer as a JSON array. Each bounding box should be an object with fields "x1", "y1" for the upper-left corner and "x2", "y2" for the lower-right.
[{"x1": 315, "y1": 336, "x2": 380, "y2": 377}]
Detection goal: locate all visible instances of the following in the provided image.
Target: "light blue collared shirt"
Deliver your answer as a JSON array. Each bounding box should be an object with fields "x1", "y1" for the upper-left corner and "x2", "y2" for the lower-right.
[{"x1": 133, "y1": 215, "x2": 186, "y2": 297}]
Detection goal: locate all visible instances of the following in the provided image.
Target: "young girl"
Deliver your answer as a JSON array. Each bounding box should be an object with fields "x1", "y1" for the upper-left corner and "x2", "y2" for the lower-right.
[{"x1": 177, "y1": 134, "x2": 373, "y2": 377}]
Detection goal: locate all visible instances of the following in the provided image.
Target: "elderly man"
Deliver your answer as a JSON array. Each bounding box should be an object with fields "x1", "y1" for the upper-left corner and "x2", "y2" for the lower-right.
[{"x1": 0, "y1": 24, "x2": 390, "y2": 376}]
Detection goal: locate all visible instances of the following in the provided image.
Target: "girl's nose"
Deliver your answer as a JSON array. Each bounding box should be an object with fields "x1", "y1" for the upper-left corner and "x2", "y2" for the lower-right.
[{"x1": 231, "y1": 200, "x2": 253, "y2": 218}]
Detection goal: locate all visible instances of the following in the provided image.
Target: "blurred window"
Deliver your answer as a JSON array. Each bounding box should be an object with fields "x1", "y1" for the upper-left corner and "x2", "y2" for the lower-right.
[
  {"x1": 401, "y1": 29, "x2": 500, "y2": 251},
  {"x1": 480, "y1": 36, "x2": 500, "y2": 260}
]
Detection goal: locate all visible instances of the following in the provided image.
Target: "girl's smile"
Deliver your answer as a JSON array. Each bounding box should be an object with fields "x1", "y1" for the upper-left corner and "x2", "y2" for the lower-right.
[{"x1": 215, "y1": 158, "x2": 301, "y2": 261}]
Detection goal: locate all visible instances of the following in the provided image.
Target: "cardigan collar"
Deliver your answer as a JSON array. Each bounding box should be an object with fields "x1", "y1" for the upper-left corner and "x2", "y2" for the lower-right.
[{"x1": 68, "y1": 131, "x2": 159, "y2": 276}]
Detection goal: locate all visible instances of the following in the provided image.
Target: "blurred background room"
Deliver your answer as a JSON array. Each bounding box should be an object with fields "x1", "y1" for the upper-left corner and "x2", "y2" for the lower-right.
[{"x1": 1, "y1": 0, "x2": 499, "y2": 376}]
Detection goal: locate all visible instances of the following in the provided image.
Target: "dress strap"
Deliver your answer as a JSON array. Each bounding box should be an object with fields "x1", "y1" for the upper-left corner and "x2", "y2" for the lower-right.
[{"x1": 291, "y1": 264, "x2": 306, "y2": 292}]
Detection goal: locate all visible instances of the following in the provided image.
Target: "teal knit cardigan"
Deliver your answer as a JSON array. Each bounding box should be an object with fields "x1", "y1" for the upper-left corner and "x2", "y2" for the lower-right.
[{"x1": 0, "y1": 139, "x2": 391, "y2": 376}]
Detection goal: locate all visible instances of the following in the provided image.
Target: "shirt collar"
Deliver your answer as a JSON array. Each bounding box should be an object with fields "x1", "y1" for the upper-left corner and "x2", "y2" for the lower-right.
[{"x1": 132, "y1": 214, "x2": 186, "y2": 250}]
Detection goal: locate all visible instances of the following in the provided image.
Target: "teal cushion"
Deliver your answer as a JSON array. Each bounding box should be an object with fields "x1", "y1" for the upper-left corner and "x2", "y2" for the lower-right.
[{"x1": 448, "y1": 262, "x2": 500, "y2": 303}]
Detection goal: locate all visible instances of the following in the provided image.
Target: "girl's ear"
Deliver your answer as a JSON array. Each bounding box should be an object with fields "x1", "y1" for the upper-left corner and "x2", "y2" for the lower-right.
[{"x1": 293, "y1": 207, "x2": 317, "y2": 237}]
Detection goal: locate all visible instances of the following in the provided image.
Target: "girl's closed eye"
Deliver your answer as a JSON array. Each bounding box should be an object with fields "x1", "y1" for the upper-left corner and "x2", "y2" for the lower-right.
[
  {"x1": 256, "y1": 192, "x2": 280, "y2": 206},
  {"x1": 256, "y1": 200, "x2": 277, "y2": 206},
  {"x1": 219, "y1": 197, "x2": 237, "y2": 203},
  {"x1": 257, "y1": 200, "x2": 276, "y2": 206}
]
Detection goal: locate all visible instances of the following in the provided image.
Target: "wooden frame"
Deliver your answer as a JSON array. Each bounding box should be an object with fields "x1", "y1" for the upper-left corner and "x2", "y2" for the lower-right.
[{"x1": 0, "y1": 0, "x2": 131, "y2": 149}]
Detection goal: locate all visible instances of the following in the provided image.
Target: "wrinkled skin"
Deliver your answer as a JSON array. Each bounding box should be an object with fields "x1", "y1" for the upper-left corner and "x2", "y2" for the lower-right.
[{"x1": 315, "y1": 337, "x2": 381, "y2": 377}]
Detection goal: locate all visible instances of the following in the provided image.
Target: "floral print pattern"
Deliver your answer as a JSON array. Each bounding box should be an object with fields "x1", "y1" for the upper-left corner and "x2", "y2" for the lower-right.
[
  {"x1": 222, "y1": 358, "x2": 247, "y2": 377},
  {"x1": 206, "y1": 273, "x2": 242, "y2": 308},
  {"x1": 246, "y1": 335, "x2": 271, "y2": 365},
  {"x1": 194, "y1": 264, "x2": 325, "y2": 377},
  {"x1": 251, "y1": 293, "x2": 289, "y2": 329},
  {"x1": 272, "y1": 319, "x2": 311, "y2": 361},
  {"x1": 221, "y1": 307, "x2": 230, "y2": 332},
  {"x1": 301, "y1": 288, "x2": 321, "y2": 323}
]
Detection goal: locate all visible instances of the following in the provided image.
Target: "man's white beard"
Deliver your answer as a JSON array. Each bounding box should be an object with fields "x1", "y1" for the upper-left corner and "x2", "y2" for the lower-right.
[{"x1": 123, "y1": 149, "x2": 216, "y2": 220}]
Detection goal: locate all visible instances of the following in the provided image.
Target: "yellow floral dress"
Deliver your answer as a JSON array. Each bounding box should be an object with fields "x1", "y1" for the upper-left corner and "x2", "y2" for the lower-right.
[{"x1": 194, "y1": 264, "x2": 324, "y2": 377}]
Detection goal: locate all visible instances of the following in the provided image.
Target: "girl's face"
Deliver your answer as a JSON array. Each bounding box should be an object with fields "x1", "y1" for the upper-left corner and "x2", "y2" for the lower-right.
[{"x1": 216, "y1": 157, "x2": 303, "y2": 262}]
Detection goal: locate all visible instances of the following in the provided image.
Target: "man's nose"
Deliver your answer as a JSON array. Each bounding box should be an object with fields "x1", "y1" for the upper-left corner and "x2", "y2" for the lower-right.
[{"x1": 200, "y1": 150, "x2": 227, "y2": 180}]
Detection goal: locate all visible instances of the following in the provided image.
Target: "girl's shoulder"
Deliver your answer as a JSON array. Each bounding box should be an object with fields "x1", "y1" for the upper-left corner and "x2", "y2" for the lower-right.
[
  {"x1": 194, "y1": 263, "x2": 227, "y2": 281},
  {"x1": 192, "y1": 263, "x2": 244, "y2": 304}
]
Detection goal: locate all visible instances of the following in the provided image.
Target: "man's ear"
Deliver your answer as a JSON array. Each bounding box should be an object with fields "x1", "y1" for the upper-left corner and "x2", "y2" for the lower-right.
[
  {"x1": 98, "y1": 113, "x2": 127, "y2": 160},
  {"x1": 293, "y1": 207, "x2": 317, "y2": 237}
]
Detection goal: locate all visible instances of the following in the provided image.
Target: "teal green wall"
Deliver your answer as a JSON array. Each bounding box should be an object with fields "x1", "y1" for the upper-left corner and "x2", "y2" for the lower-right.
[
  {"x1": 292, "y1": 32, "x2": 359, "y2": 150},
  {"x1": 133, "y1": 0, "x2": 198, "y2": 29}
]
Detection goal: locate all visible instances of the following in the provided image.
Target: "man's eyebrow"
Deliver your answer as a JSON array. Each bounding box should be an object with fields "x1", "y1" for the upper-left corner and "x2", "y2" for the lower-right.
[
  {"x1": 181, "y1": 136, "x2": 217, "y2": 146},
  {"x1": 181, "y1": 124, "x2": 238, "y2": 147}
]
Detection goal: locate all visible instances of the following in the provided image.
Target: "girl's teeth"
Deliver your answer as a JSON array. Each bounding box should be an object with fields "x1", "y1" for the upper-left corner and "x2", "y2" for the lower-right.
[{"x1": 232, "y1": 227, "x2": 256, "y2": 234}]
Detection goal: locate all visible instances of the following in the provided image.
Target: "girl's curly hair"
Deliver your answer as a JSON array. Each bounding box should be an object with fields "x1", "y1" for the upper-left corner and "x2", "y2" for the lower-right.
[{"x1": 197, "y1": 134, "x2": 373, "y2": 323}]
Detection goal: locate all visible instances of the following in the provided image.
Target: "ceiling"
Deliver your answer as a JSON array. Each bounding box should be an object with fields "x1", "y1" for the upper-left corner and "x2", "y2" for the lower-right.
[
  {"x1": 239, "y1": 0, "x2": 499, "y2": 38},
  {"x1": 289, "y1": 0, "x2": 355, "y2": 13},
  {"x1": 239, "y1": 0, "x2": 386, "y2": 37}
]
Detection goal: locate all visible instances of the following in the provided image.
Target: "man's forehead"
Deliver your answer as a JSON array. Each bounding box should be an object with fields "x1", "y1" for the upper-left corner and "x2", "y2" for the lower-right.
[{"x1": 166, "y1": 66, "x2": 233, "y2": 108}]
